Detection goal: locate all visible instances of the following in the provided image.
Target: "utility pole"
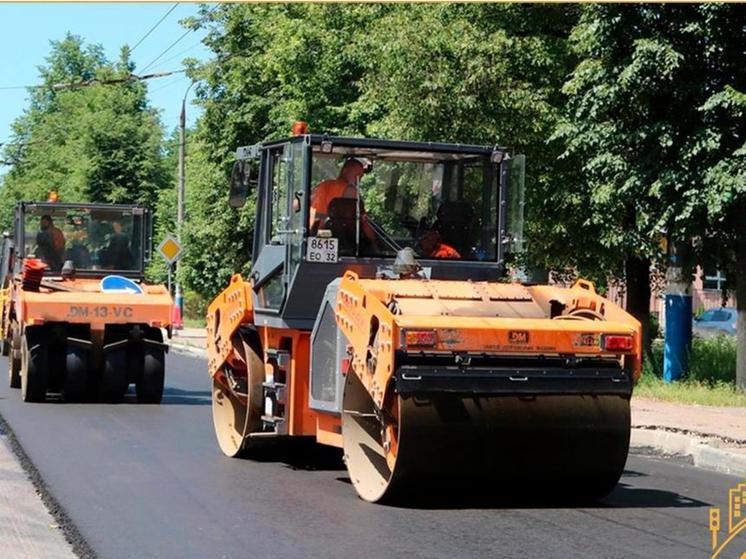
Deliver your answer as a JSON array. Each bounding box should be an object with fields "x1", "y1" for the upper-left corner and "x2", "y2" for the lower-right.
[{"x1": 175, "y1": 81, "x2": 195, "y2": 323}]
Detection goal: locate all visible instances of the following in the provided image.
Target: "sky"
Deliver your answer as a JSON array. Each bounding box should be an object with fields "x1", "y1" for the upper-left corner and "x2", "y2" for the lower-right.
[{"x1": 0, "y1": 2, "x2": 213, "y2": 152}]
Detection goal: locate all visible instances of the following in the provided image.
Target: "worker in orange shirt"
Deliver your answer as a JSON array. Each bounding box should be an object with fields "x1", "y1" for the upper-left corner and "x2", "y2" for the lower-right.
[
  {"x1": 309, "y1": 158, "x2": 365, "y2": 226},
  {"x1": 309, "y1": 158, "x2": 377, "y2": 246},
  {"x1": 418, "y1": 228, "x2": 461, "y2": 259}
]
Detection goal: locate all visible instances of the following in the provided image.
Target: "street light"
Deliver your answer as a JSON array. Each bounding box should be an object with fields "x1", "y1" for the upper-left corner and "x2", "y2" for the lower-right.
[{"x1": 175, "y1": 79, "x2": 196, "y2": 324}]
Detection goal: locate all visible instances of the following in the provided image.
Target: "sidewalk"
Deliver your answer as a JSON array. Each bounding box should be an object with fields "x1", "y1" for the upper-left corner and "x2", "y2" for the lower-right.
[
  {"x1": 170, "y1": 328, "x2": 746, "y2": 477},
  {"x1": 0, "y1": 429, "x2": 75, "y2": 559},
  {"x1": 631, "y1": 397, "x2": 746, "y2": 477},
  {"x1": 171, "y1": 327, "x2": 207, "y2": 354}
]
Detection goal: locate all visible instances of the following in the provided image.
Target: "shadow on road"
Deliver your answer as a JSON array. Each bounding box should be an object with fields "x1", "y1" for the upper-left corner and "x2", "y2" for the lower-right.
[
  {"x1": 329, "y1": 469, "x2": 711, "y2": 510},
  {"x1": 600, "y1": 481, "x2": 710, "y2": 508},
  {"x1": 159, "y1": 387, "x2": 211, "y2": 406},
  {"x1": 238, "y1": 438, "x2": 346, "y2": 472}
]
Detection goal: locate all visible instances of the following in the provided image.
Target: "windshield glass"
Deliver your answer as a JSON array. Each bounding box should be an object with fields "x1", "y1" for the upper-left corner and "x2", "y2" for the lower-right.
[
  {"x1": 23, "y1": 205, "x2": 145, "y2": 274},
  {"x1": 310, "y1": 148, "x2": 499, "y2": 261}
]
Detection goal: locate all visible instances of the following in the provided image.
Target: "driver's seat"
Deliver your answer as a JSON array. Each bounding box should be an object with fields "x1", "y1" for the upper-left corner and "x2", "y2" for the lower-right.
[
  {"x1": 435, "y1": 201, "x2": 473, "y2": 256},
  {"x1": 325, "y1": 197, "x2": 357, "y2": 254}
]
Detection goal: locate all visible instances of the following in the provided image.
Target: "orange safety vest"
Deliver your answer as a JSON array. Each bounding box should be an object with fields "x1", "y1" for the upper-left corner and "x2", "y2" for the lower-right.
[
  {"x1": 310, "y1": 178, "x2": 354, "y2": 222},
  {"x1": 310, "y1": 179, "x2": 377, "y2": 244},
  {"x1": 432, "y1": 243, "x2": 460, "y2": 259}
]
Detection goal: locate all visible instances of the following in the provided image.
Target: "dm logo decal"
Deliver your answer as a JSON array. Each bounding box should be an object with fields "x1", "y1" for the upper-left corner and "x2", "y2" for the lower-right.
[{"x1": 508, "y1": 330, "x2": 529, "y2": 344}]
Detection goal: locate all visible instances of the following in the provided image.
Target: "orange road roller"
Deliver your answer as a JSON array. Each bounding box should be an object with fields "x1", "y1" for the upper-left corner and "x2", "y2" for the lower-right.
[
  {"x1": 207, "y1": 132, "x2": 642, "y2": 502},
  {"x1": 1, "y1": 202, "x2": 172, "y2": 403}
]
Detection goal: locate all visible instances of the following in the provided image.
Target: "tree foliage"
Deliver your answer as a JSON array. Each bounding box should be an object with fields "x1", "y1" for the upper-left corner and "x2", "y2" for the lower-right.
[
  {"x1": 181, "y1": 3, "x2": 581, "y2": 296},
  {"x1": 0, "y1": 34, "x2": 168, "y2": 229},
  {"x1": 4, "y1": 7, "x2": 744, "y2": 390},
  {"x1": 559, "y1": 4, "x2": 746, "y2": 385}
]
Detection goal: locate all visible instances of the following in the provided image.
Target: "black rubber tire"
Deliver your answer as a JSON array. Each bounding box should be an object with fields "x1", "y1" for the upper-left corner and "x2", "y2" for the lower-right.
[
  {"x1": 99, "y1": 349, "x2": 128, "y2": 403},
  {"x1": 21, "y1": 331, "x2": 48, "y2": 403},
  {"x1": 8, "y1": 355, "x2": 20, "y2": 389},
  {"x1": 8, "y1": 324, "x2": 21, "y2": 389},
  {"x1": 136, "y1": 347, "x2": 165, "y2": 404},
  {"x1": 64, "y1": 345, "x2": 90, "y2": 403}
]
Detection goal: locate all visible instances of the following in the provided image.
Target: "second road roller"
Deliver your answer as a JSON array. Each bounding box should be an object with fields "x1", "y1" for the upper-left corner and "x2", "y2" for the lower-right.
[
  {"x1": 207, "y1": 127, "x2": 642, "y2": 502},
  {"x1": 1, "y1": 201, "x2": 172, "y2": 403}
]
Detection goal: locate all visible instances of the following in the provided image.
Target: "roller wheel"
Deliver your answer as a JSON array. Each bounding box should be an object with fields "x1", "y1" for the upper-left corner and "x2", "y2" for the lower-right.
[
  {"x1": 20, "y1": 331, "x2": 48, "y2": 403},
  {"x1": 99, "y1": 349, "x2": 128, "y2": 403},
  {"x1": 212, "y1": 329, "x2": 264, "y2": 457},
  {"x1": 8, "y1": 328, "x2": 21, "y2": 389},
  {"x1": 342, "y1": 370, "x2": 631, "y2": 504},
  {"x1": 342, "y1": 370, "x2": 401, "y2": 503},
  {"x1": 63, "y1": 345, "x2": 91, "y2": 403},
  {"x1": 137, "y1": 347, "x2": 165, "y2": 404}
]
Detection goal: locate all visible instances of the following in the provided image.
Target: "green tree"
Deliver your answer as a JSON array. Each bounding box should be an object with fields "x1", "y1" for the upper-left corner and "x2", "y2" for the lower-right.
[
  {"x1": 182, "y1": 3, "x2": 581, "y2": 297},
  {"x1": 179, "y1": 3, "x2": 382, "y2": 296},
  {"x1": 559, "y1": 4, "x2": 746, "y2": 387},
  {"x1": 356, "y1": 4, "x2": 583, "y2": 280},
  {"x1": 0, "y1": 34, "x2": 168, "y2": 228}
]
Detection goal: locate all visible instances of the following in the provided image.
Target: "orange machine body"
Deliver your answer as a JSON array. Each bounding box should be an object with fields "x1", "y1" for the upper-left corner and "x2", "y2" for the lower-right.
[
  {"x1": 207, "y1": 271, "x2": 641, "y2": 449},
  {"x1": 11, "y1": 279, "x2": 172, "y2": 332}
]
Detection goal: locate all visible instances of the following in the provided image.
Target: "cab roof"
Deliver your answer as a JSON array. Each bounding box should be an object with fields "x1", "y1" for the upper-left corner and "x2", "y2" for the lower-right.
[{"x1": 262, "y1": 134, "x2": 502, "y2": 158}]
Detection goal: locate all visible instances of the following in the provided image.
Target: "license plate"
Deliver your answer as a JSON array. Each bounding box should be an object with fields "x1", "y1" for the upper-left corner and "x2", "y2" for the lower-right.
[{"x1": 306, "y1": 237, "x2": 338, "y2": 263}]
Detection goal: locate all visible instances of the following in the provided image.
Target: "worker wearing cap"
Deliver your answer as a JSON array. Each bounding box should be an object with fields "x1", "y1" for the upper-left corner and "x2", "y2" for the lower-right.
[{"x1": 418, "y1": 229, "x2": 461, "y2": 259}]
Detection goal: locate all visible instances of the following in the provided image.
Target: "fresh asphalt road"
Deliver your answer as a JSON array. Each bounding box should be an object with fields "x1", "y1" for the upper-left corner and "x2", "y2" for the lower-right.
[{"x1": 0, "y1": 351, "x2": 742, "y2": 559}]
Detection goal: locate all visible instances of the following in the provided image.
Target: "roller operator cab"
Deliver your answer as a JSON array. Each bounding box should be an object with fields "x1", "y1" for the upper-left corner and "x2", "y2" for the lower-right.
[
  {"x1": 208, "y1": 134, "x2": 642, "y2": 503},
  {"x1": 1, "y1": 202, "x2": 172, "y2": 404}
]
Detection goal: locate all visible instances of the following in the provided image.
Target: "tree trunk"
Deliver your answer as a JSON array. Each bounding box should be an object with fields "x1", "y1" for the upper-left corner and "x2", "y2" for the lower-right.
[
  {"x1": 736, "y1": 238, "x2": 746, "y2": 392},
  {"x1": 625, "y1": 255, "x2": 651, "y2": 354}
]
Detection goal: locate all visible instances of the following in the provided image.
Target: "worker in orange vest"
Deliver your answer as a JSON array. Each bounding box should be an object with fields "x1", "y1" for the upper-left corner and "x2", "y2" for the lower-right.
[
  {"x1": 310, "y1": 158, "x2": 365, "y2": 225},
  {"x1": 418, "y1": 228, "x2": 460, "y2": 259},
  {"x1": 309, "y1": 158, "x2": 377, "y2": 247}
]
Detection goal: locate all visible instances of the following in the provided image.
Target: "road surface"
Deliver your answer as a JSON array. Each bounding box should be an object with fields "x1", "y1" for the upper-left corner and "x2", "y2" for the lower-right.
[{"x1": 0, "y1": 351, "x2": 742, "y2": 559}]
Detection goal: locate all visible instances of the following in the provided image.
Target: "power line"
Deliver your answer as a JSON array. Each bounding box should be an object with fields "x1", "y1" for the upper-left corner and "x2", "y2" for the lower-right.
[
  {"x1": 0, "y1": 68, "x2": 186, "y2": 93},
  {"x1": 149, "y1": 74, "x2": 189, "y2": 95},
  {"x1": 1, "y1": 7, "x2": 219, "y2": 93},
  {"x1": 154, "y1": 40, "x2": 203, "y2": 68},
  {"x1": 130, "y1": 3, "x2": 179, "y2": 54},
  {"x1": 139, "y1": 28, "x2": 194, "y2": 74},
  {"x1": 139, "y1": 4, "x2": 220, "y2": 74}
]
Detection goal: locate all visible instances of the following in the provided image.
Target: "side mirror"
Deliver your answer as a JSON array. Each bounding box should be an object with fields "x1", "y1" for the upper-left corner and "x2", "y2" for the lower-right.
[{"x1": 228, "y1": 161, "x2": 250, "y2": 208}]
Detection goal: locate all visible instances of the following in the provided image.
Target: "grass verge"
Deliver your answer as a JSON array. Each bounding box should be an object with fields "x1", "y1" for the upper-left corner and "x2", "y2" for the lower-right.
[
  {"x1": 183, "y1": 317, "x2": 206, "y2": 329},
  {"x1": 637, "y1": 335, "x2": 746, "y2": 407},
  {"x1": 635, "y1": 374, "x2": 746, "y2": 407}
]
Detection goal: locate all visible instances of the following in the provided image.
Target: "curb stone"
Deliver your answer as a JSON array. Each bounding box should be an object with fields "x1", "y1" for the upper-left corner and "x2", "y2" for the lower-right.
[
  {"x1": 168, "y1": 340, "x2": 207, "y2": 358},
  {"x1": 631, "y1": 428, "x2": 746, "y2": 477},
  {"x1": 0, "y1": 415, "x2": 94, "y2": 558}
]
